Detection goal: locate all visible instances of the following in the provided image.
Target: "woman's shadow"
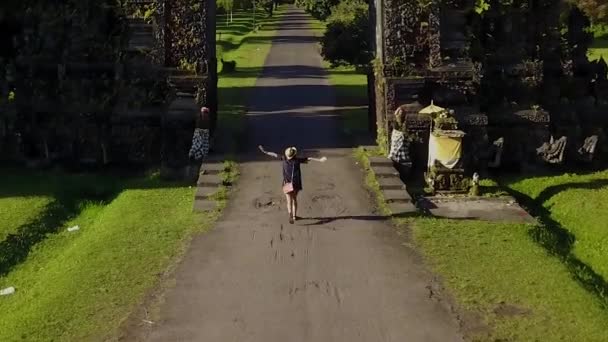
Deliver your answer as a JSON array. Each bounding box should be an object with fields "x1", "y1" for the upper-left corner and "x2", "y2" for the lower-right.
[{"x1": 299, "y1": 214, "x2": 412, "y2": 226}]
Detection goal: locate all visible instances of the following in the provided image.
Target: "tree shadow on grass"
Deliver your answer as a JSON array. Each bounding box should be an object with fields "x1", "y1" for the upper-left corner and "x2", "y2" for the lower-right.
[
  {"x1": 0, "y1": 186, "x2": 117, "y2": 276},
  {"x1": 0, "y1": 169, "x2": 193, "y2": 276},
  {"x1": 503, "y1": 178, "x2": 608, "y2": 307}
]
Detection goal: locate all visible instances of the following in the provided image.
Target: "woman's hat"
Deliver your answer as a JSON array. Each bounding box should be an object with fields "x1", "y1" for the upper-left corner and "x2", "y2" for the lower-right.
[{"x1": 284, "y1": 147, "x2": 297, "y2": 159}]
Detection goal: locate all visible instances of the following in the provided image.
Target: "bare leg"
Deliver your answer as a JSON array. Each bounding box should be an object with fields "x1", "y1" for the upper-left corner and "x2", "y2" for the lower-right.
[
  {"x1": 292, "y1": 192, "x2": 298, "y2": 219},
  {"x1": 284, "y1": 193, "x2": 292, "y2": 218}
]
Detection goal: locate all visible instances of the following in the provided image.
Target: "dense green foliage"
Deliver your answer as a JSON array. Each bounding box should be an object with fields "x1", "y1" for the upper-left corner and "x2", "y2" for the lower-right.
[
  {"x1": 0, "y1": 1, "x2": 134, "y2": 162},
  {"x1": 297, "y1": 0, "x2": 341, "y2": 20},
  {"x1": 320, "y1": 0, "x2": 371, "y2": 67},
  {"x1": 218, "y1": 0, "x2": 279, "y2": 16}
]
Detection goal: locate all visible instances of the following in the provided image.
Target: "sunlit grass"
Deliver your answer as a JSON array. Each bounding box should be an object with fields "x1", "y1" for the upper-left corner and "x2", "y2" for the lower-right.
[
  {"x1": 412, "y1": 217, "x2": 608, "y2": 341},
  {"x1": 0, "y1": 196, "x2": 52, "y2": 242},
  {"x1": 308, "y1": 16, "x2": 369, "y2": 136},
  {"x1": 354, "y1": 148, "x2": 608, "y2": 341},
  {"x1": 504, "y1": 171, "x2": 608, "y2": 282},
  {"x1": 0, "y1": 170, "x2": 216, "y2": 341}
]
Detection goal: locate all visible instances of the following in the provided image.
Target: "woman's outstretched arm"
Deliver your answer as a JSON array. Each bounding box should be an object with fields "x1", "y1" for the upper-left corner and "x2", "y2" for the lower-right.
[
  {"x1": 258, "y1": 145, "x2": 279, "y2": 158},
  {"x1": 307, "y1": 156, "x2": 327, "y2": 162}
]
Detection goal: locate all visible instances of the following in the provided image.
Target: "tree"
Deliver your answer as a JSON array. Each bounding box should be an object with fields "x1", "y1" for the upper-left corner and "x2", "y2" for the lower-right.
[
  {"x1": 320, "y1": 0, "x2": 371, "y2": 66},
  {"x1": 570, "y1": 0, "x2": 608, "y2": 24},
  {"x1": 218, "y1": 0, "x2": 235, "y2": 23},
  {"x1": 298, "y1": 0, "x2": 340, "y2": 20}
]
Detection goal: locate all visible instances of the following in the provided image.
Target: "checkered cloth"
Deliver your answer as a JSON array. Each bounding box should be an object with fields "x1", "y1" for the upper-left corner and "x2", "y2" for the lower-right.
[
  {"x1": 388, "y1": 129, "x2": 411, "y2": 164},
  {"x1": 189, "y1": 128, "x2": 210, "y2": 160}
]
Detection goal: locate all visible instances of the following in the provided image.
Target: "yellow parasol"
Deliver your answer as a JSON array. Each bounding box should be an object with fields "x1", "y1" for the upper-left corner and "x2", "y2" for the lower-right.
[{"x1": 418, "y1": 100, "x2": 446, "y2": 116}]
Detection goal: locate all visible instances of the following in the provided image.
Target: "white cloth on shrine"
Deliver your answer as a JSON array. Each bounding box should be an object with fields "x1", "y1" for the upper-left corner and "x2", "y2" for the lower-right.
[
  {"x1": 189, "y1": 128, "x2": 210, "y2": 161},
  {"x1": 388, "y1": 129, "x2": 411, "y2": 164},
  {"x1": 427, "y1": 132, "x2": 462, "y2": 169}
]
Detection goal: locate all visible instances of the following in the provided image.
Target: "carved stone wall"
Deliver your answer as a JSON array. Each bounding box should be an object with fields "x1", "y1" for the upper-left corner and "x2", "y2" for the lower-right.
[
  {"x1": 381, "y1": 0, "x2": 426, "y2": 75},
  {"x1": 373, "y1": 0, "x2": 607, "y2": 170},
  {"x1": 1, "y1": 0, "x2": 217, "y2": 173},
  {"x1": 374, "y1": 0, "x2": 483, "y2": 171}
]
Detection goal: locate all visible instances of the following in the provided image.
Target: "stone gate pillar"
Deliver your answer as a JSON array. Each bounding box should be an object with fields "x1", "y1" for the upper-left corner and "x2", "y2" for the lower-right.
[{"x1": 160, "y1": 0, "x2": 218, "y2": 179}]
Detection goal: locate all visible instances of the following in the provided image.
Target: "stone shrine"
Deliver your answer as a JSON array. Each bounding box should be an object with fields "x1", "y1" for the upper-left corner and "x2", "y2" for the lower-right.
[{"x1": 370, "y1": 0, "x2": 608, "y2": 185}]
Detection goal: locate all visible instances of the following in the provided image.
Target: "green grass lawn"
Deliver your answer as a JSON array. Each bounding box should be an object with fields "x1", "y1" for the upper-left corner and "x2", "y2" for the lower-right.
[
  {"x1": 503, "y1": 171, "x2": 608, "y2": 291},
  {"x1": 588, "y1": 42, "x2": 607, "y2": 61},
  {"x1": 0, "y1": 169, "x2": 222, "y2": 341},
  {"x1": 355, "y1": 148, "x2": 608, "y2": 341},
  {"x1": 327, "y1": 66, "x2": 369, "y2": 135},
  {"x1": 216, "y1": 9, "x2": 275, "y2": 63},
  {"x1": 308, "y1": 16, "x2": 370, "y2": 138},
  {"x1": 0, "y1": 196, "x2": 52, "y2": 242},
  {"x1": 589, "y1": 25, "x2": 608, "y2": 61},
  {"x1": 412, "y1": 218, "x2": 608, "y2": 341}
]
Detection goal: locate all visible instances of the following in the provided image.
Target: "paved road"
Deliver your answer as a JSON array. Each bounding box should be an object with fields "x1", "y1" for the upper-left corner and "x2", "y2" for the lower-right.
[{"x1": 129, "y1": 7, "x2": 462, "y2": 342}]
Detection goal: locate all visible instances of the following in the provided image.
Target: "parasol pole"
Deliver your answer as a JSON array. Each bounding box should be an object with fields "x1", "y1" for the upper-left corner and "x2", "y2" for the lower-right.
[{"x1": 428, "y1": 100, "x2": 434, "y2": 175}]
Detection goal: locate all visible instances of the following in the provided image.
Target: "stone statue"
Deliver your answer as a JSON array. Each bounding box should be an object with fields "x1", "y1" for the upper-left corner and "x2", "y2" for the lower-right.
[
  {"x1": 469, "y1": 172, "x2": 480, "y2": 196},
  {"x1": 536, "y1": 136, "x2": 568, "y2": 164},
  {"x1": 577, "y1": 135, "x2": 598, "y2": 162},
  {"x1": 189, "y1": 106, "x2": 211, "y2": 161},
  {"x1": 388, "y1": 106, "x2": 412, "y2": 177},
  {"x1": 488, "y1": 137, "x2": 504, "y2": 168}
]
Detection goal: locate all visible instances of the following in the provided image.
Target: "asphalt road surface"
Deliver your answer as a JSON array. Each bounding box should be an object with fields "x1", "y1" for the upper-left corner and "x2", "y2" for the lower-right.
[{"x1": 127, "y1": 6, "x2": 463, "y2": 342}]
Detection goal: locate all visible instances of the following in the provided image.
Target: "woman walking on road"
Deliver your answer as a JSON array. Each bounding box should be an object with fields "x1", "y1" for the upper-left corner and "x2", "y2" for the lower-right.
[{"x1": 258, "y1": 145, "x2": 327, "y2": 224}]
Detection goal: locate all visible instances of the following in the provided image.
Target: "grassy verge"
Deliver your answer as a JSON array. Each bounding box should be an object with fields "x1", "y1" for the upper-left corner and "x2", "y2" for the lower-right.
[
  {"x1": 354, "y1": 148, "x2": 608, "y2": 341},
  {"x1": 216, "y1": 8, "x2": 285, "y2": 153},
  {"x1": 412, "y1": 218, "x2": 608, "y2": 341},
  {"x1": 0, "y1": 169, "x2": 228, "y2": 341},
  {"x1": 0, "y1": 196, "x2": 52, "y2": 242},
  {"x1": 589, "y1": 25, "x2": 608, "y2": 61},
  {"x1": 327, "y1": 66, "x2": 369, "y2": 136},
  {"x1": 308, "y1": 16, "x2": 369, "y2": 139},
  {"x1": 353, "y1": 147, "x2": 390, "y2": 215},
  {"x1": 502, "y1": 171, "x2": 608, "y2": 301}
]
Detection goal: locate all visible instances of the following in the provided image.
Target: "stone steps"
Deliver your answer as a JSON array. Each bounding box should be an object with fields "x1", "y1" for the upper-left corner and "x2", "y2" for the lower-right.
[
  {"x1": 193, "y1": 199, "x2": 217, "y2": 212},
  {"x1": 363, "y1": 155, "x2": 417, "y2": 216},
  {"x1": 370, "y1": 165, "x2": 400, "y2": 178},
  {"x1": 193, "y1": 159, "x2": 228, "y2": 213},
  {"x1": 127, "y1": 37, "x2": 155, "y2": 51},
  {"x1": 368, "y1": 156, "x2": 392, "y2": 166},
  {"x1": 377, "y1": 177, "x2": 405, "y2": 190},
  {"x1": 167, "y1": 75, "x2": 205, "y2": 94},
  {"x1": 168, "y1": 97, "x2": 198, "y2": 111},
  {"x1": 197, "y1": 174, "x2": 223, "y2": 187},
  {"x1": 381, "y1": 189, "x2": 412, "y2": 203},
  {"x1": 126, "y1": 17, "x2": 155, "y2": 52},
  {"x1": 388, "y1": 202, "x2": 418, "y2": 215},
  {"x1": 195, "y1": 186, "x2": 219, "y2": 200}
]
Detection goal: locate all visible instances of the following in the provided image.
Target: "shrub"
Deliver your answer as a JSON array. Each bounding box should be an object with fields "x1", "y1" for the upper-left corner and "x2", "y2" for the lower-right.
[
  {"x1": 320, "y1": 0, "x2": 372, "y2": 67},
  {"x1": 298, "y1": 0, "x2": 340, "y2": 20}
]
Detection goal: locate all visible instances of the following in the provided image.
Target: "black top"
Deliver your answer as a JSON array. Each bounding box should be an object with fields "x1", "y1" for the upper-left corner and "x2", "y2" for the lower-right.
[{"x1": 282, "y1": 157, "x2": 308, "y2": 190}]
